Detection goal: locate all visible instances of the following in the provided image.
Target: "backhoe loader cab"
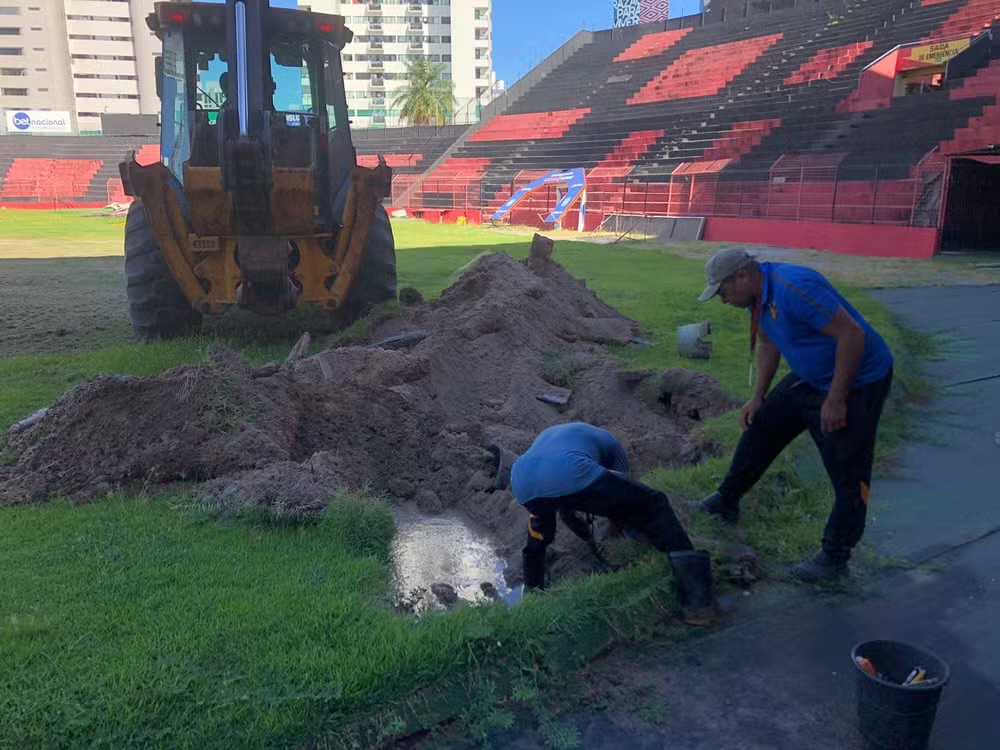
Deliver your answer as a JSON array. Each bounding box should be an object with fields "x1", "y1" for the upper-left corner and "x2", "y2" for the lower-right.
[{"x1": 120, "y1": 0, "x2": 397, "y2": 339}]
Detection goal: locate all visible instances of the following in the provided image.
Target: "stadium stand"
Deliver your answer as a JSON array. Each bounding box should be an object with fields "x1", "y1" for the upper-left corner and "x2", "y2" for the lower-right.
[
  {"x1": 1, "y1": 158, "x2": 102, "y2": 201},
  {"x1": 352, "y1": 124, "x2": 470, "y2": 204},
  {"x1": 0, "y1": 136, "x2": 155, "y2": 207},
  {"x1": 134, "y1": 145, "x2": 161, "y2": 166},
  {"x1": 1, "y1": 0, "x2": 996, "y2": 255},
  {"x1": 352, "y1": 124, "x2": 467, "y2": 173},
  {"x1": 402, "y1": 0, "x2": 999, "y2": 256},
  {"x1": 0, "y1": 123, "x2": 467, "y2": 208}
]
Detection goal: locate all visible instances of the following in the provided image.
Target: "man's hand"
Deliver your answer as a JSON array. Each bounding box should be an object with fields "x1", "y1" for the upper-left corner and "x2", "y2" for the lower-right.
[
  {"x1": 740, "y1": 394, "x2": 766, "y2": 431},
  {"x1": 821, "y1": 394, "x2": 848, "y2": 433}
]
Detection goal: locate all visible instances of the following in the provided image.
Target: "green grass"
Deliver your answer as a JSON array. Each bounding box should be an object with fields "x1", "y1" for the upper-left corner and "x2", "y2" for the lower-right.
[
  {"x1": 0, "y1": 208, "x2": 124, "y2": 248},
  {"x1": 1, "y1": 495, "x2": 677, "y2": 748},
  {"x1": 0, "y1": 217, "x2": 927, "y2": 747},
  {"x1": 1, "y1": 496, "x2": 394, "y2": 746}
]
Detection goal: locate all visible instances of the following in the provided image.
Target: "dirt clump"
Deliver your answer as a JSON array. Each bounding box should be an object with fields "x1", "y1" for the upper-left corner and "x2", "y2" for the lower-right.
[
  {"x1": 0, "y1": 346, "x2": 298, "y2": 504},
  {"x1": 398, "y1": 286, "x2": 424, "y2": 306},
  {"x1": 0, "y1": 250, "x2": 734, "y2": 584},
  {"x1": 430, "y1": 582, "x2": 459, "y2": 606},
  {"x1": 200, "y1": 452, "x2": 343, "y2": 519}
]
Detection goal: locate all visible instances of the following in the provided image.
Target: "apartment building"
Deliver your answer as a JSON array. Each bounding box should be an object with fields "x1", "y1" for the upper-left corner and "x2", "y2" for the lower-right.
[
  {"x1": 307, "y1": 0, "x2": 495, "y2": 128},
  {"x1": 0, "y1": 0, "x2": 493, "y2": 134},
  {"x1": 0, "y1": 0, "x2": 158, "y2": 134}
]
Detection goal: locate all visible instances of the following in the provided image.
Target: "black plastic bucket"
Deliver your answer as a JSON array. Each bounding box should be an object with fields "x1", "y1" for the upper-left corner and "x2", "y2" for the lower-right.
[{"x1": 852, "y1": 640, "x2": 950, "y2": 750}]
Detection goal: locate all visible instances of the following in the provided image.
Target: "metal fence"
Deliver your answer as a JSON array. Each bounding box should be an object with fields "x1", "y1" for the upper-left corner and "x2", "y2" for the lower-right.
[
  {"x1": 1, "y1": 159, "x2": 947, "y2": 231},
  {"x1": 0, "y1": 179, "x2": 101, "y2": 205},
  {"x1": 394, "y1": 161, "x2": 948, "y2": 229}
]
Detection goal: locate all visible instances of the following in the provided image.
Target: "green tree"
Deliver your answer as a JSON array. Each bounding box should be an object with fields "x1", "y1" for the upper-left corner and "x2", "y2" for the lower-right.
[{"x1": 391, "y1": 58, "x2": 456, "y2": 125}]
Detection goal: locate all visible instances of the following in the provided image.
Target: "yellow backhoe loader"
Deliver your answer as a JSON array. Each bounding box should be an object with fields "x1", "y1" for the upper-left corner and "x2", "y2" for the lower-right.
[{"x1": 120, "y1": 0, "x2": 396, "y2": 338}]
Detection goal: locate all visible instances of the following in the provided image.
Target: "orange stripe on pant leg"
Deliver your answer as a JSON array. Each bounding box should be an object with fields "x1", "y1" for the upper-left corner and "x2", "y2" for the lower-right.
[
  {"x1": 528, "y1": 513, "x2": 545, "y2": 541},
  {"x1": 860, "y1": 481, "x2": 870, "y2": 505}
]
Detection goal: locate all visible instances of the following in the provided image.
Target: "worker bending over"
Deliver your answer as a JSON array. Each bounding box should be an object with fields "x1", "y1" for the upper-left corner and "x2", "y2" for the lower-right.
[
  {"x1": 694, "y1": 247, "x2": 893, "y2": 582},
  {"x1": 491, "y1": 422, "x2": 722, "y2": 625}
]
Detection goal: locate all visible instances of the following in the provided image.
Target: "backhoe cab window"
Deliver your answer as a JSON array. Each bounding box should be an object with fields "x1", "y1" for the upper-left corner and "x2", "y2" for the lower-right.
[
  {"x1": 271, "y1": 38, "x2": 313, "y2": 114},
  {"x1": 187, "y1": 38, "x2": 312, "y2": 116},
  {"x1": 160, "y1": 30, "x2": 189, "y2": 179},
  {"x1": 322, "y1": 41, "x2": 349, "y2": 135},
  {"x1": 194, "y1": 50, "x2": 226, "y2": 114},
  {"x1": 172, "y1": 23, "x2": 349, "y2": 176}
]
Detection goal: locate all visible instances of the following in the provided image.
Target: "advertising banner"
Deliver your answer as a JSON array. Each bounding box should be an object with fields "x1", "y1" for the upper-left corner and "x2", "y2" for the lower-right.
[
  {"x1": 614, "y1": 0, "x2": 671, "y2": 27},
  {"x1": 5, "y1": 110, "x2": 73, "y2": 134}
]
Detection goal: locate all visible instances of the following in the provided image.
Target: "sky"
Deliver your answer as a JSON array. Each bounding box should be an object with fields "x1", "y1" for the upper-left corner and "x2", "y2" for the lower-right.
[
  {"x1": 199, "y1": 0, "x2": 706, "y2": 104},
  {"x1": 493, "y1": 0, "x2": 704, "y2": 86}
]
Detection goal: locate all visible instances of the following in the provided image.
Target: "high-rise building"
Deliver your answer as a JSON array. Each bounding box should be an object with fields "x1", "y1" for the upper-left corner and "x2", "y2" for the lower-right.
[
  {"x1": 306, "y1": 0, "x2": 495, "y2": 129},
  {"x1": 613, "y1": 0, "x2": 671, "y2": 27},
  {"x1": 0, "y1": 0, "x2": 493, "y2": 134},
  {"x1": 0, "y1": 0, "x2": 158, "y2": 134}
]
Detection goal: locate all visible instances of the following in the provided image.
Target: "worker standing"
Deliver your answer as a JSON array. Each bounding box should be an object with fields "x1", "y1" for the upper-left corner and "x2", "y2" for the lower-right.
[
  {"x1": 490, "y1": 422, "x2": 724, "y2": 625},
  {"x1": 693, "y1": 248, "x2": 893, "y2": 582}
]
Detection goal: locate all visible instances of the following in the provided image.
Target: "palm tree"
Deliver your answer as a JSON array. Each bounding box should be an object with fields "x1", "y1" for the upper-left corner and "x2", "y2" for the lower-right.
[{"x1": 391, "y1": 58, "x2": 456, "y2": 126}]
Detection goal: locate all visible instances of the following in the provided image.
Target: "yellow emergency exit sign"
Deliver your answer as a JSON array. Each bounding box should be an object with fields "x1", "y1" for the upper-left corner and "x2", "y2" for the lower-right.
[{"x1": 907, "y1": 38, "x2": 971, "y2": 65}]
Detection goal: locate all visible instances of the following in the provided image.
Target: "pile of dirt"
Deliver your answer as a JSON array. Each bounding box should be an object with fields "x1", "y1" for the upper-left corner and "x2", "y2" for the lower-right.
[{"x1": 0, "y1": 248, "x2": 736, "y2": 584}]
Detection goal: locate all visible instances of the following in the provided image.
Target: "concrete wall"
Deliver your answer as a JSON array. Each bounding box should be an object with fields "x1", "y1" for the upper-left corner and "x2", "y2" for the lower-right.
[
  {"x1": 130, "y1": 0, "x2": 159, "y2": 118},
  {"x1": 65, "y1": 0, "x2": 141, "y2": 132},
  {"x1": 100, "y1": 112, "x2": 157, "y2": 136},
  {"x1": 703, "y1": 216, "x2": 939, "y2": 258},
  {"x1": 0, "y1": 1, "x2": 75, "y2": 126},
  {"x1": 0, "y1": 0, "x2": 167, "y2": 134}
]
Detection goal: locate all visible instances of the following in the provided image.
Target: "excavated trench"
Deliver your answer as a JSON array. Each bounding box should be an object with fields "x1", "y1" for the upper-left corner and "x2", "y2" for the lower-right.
[
  {"x1": 390, "y1": 506, "x2": 514, "y2": 613},
  {"x1": 0, "y1": 245, "x2": 737, "y2": 606}
]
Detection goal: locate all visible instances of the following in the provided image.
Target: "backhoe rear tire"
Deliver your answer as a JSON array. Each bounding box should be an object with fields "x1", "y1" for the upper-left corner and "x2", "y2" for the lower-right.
[
  {"x1": 330, "y1": 171, "x2": 397, "y2": 326},
  {"x1": 336, "y1": 200, "x2": 397, "y2": 325},
  {"x1": 124, "y1": 201, "x2": 202, "y2": 340}
]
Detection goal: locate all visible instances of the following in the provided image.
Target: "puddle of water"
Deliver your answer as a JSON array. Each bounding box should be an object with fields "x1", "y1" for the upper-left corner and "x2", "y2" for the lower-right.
[{"x1": 390, "y1": 506, "x2": 518, "y2": 612}]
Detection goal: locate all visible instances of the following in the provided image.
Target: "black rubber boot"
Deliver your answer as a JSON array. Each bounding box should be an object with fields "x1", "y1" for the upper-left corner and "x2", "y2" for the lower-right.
[
  {"x1": 791, "y1": 550, "x2": 849, "y2": 583},
  {"x1": 690, "y1": 491, "x2": 739, "y2": 524},
  {"x1": 668, "y1": 550, "x2": 728, "y2": 626},
  {"x1": 522, "y1": 551, "x2": 546, "y2": 591}
]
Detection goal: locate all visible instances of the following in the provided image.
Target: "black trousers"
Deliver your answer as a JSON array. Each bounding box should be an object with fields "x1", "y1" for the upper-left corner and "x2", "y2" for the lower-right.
[
  {"x1": 718, "y1": 369, "x2": 893, "y2": 560},
  {"x1": 521, "y1": 471, "x2": 694, "y2": 589}
]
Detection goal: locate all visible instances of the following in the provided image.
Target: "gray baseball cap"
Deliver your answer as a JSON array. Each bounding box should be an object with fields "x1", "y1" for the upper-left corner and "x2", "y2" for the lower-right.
[{"x1": 698, "y1": 247, "x2": 756, "y2": 302}]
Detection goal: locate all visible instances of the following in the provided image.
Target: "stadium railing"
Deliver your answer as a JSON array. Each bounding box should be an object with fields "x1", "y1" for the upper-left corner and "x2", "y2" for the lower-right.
[{"x1": 396, "y1": 160, "x2": 947, "y2": 229}]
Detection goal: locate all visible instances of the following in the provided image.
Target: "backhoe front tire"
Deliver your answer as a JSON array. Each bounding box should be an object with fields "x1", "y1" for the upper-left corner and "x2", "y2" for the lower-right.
[
  {"x1": 335, "y1": 199, "x2": 397, "y2": 326},
  {"x1": 124, "y1": 201, "x2": 202, "y2": 340}
]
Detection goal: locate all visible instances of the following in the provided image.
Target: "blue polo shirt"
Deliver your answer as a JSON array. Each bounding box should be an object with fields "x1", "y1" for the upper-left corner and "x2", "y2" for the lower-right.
[
  {"x1": 511, "y1": 422, "x2": 629, "y2": 505},
  {"x1": 757, "y1": 262, "x2": 893, "y2": 391}
]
